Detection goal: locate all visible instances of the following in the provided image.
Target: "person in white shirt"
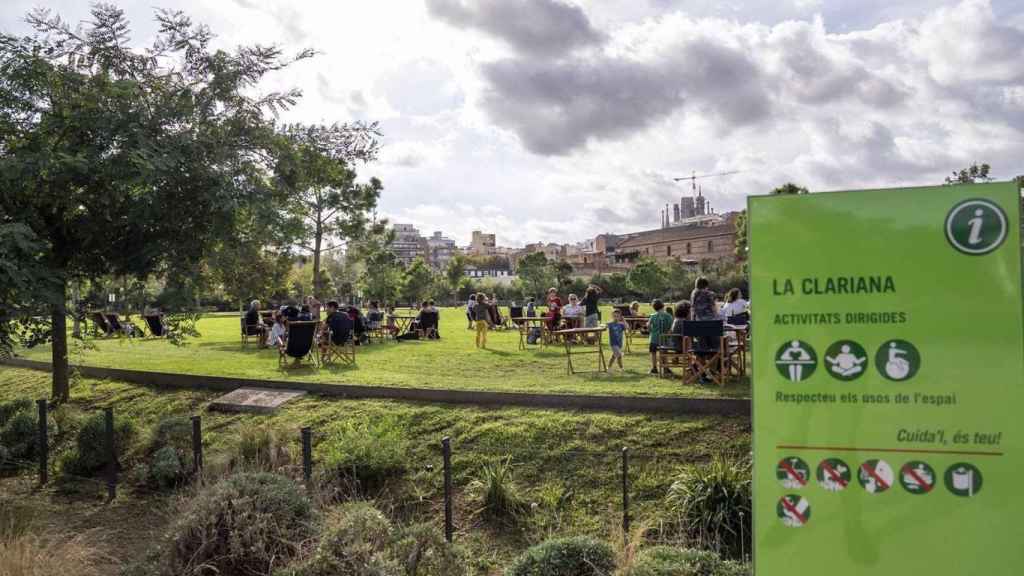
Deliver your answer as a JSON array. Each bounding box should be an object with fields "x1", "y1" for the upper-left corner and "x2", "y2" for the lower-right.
[
  {"x1": 266, "y1": 311, "x2": 288, "y2": 348},
  {"x1": 562, "y1": 294, "x2": 584, "y2": 324},
  {"x1": 720, "y1": 288, "x2": 749, "y2": 320}
]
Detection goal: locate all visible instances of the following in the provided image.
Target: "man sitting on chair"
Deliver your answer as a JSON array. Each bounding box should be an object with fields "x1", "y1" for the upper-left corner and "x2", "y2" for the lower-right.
[{"x1": 320, "y1": 300, "x2": 353, "y2": 354}]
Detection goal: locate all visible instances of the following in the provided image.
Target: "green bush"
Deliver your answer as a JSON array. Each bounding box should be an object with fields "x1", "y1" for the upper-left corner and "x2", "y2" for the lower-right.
[
  {"x1": 0, "y1": 410, "x2": 38, "y2": 467},
  {"x1": 665, "y1": 457, "x2": 751, "y2": 560},
  {"x1": 626, "y1": 546, "x2": 750, "y2": 576},
  {"x1": 281, "y1": 501, "x2": 400, "y2": 576},
  {"x1": 391, "y1": 522, "x2": 467, "y2": 576},
  {"x1": 505, "y1": 536, "x2": 616, "y2": 576},
  {"x1": 59, "y1": 411, "x2": 135, "y2": 477},
  {"x1": 233, "y1": 423, "x2": 290, "y2": 471},
  {"x1": 319, "y1": 418, "x2": 409, "y2": 495},
  {"x1": 132, "y1": 416, "x2": 194, "y2": 489},
  {"x1": 168, "y1": 472, "x2": 313, "y2": 575},
  {"x1": 470, "y1": 455, "x2": 529, "y2": 524},
  {"x1": 0, "y1": 398, "x2": 33, "y2": 425}
]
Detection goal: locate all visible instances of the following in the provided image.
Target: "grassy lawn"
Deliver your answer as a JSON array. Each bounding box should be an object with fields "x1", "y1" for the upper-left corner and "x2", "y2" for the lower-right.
[
  {"x1": 0, "y1": 366, "x2": 751, "y2": 575},
  {"x1": 18, "y1": 307, "x2": 751, "y2": 398}
]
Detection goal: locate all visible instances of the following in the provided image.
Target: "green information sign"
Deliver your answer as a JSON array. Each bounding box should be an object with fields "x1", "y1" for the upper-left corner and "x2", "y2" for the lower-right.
[{"x1": 749, "y1": 182, "x2": 1023, "y2": 574}]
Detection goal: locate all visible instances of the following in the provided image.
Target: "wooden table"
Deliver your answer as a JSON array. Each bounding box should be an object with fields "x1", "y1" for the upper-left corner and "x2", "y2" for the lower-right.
[
  {"x1": 511, "y1": 317, "x2": 548, "y2": 350},
  {"x1": 553, "y1": 327, "x2": 607, "y2": 374},
  {"x1": 623, "y1": 316, "x2": 648, "y2": 354},
  {"x1": 388, "y1": 314, "x2": 418, "y2": 336}
]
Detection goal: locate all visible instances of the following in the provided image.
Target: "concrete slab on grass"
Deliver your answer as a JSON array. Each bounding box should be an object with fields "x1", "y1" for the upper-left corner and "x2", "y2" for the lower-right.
[{"x1": 209, "y1": 387, "x2": 306, "y2": 414}]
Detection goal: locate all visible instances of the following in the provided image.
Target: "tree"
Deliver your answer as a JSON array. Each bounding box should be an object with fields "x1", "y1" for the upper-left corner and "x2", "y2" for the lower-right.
[
  {"x1": 444, "y1": 255, "x2": 466, "y2": 302},
  {"x1": 0, "y1": 223, "x2": 60, "y2": 357},
  {"x1": 400, "y1": 258, "x2": 433, "y2": 305},
  {"x1": 355, "y1": 224, "x2": 401, "y2": 305},
  {"x1": 275, "y1": 122, "x2": 383, "y2": 298},
  {"x1": 771, "y1": 183, "x2": 810, "y2": 195},
  {"x1": 945, "y1": 163, "x2": 992, "y2": 185},
  {"x1": 627, "y1": 258, "x2": 669, "y2": 300},
  {"x1": 551, "y1": 260, "x2": 574, "y2": 288},
  {"x1": 0, "y1": 6, "x2": 312, "y2": 401},
  {"x1": 209, "y1": 202, "x2": 298, "y2": 309},
  {"x1": 734, "y1": 210, "x2": 748, "y2": 260},
  {"x1": 517, "y1": 252, "x2": 555, "y2": 299}
]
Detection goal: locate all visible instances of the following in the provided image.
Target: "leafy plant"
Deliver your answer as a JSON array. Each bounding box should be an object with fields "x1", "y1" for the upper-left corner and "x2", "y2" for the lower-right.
[
  {"x1": 625, "y1": 546, "x2": 750, "y2": 576},
  {"x1": 59, "y1": 411, "x2": 135, "y2": 478},
  {"x1": 280, "y1": 501, "x2": 399, "y2": 576},
  {"x1": 505, "y1": 536, "x2": 616, "y2": 576},
  {"x1": 168, "y1": 472, "x2": 313, "y2": 575},
  {"x1": 318, "y1": 417, "x2": 409, "y2": 496},
  {"x1": 233, "y1": 423, "x2": 291, "y2": 472},
  {"x1": 469, "y1": 455, "x2": 530, "y2": 524},
  {"x1": 0, "y1": 402, "x2": 41, "y2": 469},
  {"x1": 391, "y1": 522, "x2": 467, "y2": 576},
  {"x1": 665, "y1": 457, "x2": 751, "y2": 560}
]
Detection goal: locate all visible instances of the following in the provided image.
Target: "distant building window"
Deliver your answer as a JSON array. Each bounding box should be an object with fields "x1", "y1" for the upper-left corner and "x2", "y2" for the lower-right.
[
  {"x1": 667, "y1": 245, "x2": 672, "y2": 257},
  {"x1": 707, "y1": 240, "x2": 713, "y2": 252},
  {"x1": 686, "y1": 243, "x2": 692, "y2": 254}
]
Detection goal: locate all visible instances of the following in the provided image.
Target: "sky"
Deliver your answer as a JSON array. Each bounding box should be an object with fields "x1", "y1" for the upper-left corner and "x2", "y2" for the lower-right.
[{"x1": 3, "y1": 0, "x2": 1023, "y2": 247}]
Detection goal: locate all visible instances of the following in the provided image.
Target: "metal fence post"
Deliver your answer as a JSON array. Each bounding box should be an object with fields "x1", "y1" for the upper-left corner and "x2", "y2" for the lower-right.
[
  {"x1": 104, "y1": 407, "x2": 116, "y2": 501},
  {"x1": 191, "y1": 415, "x2": 203, "y2": 473},
  {"x1": 621, "y1": 446, "x2": 630, "y2": 544},
  {"x1": 442, "y1": 436, "x2": 453, "y2": 543},
  {"x1": 301, "y1": 427, "x2": 312, "y2": 485},
  {"x1": 36, "y1": 398, "x2": 48, "y2": 485}
]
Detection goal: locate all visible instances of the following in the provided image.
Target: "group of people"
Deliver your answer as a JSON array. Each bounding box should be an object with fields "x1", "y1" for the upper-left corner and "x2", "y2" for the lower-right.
[{"x1": 247, "y1": 296, "x2": 381, "y2": 353}]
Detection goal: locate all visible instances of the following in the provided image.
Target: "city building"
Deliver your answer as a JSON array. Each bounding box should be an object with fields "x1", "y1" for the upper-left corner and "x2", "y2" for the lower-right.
[
  {"x1": 468, "y1": 231, "x2": 496, "y2": 255},
  {"x1": 614, "y1": 215, "x2": 739, "y2": 266},
  {"x1": 391, "y1": 223, "x2": 425, "y2": 266},
  {"x1": 424, "y1": 231, "x2": 457, "y2": 270}
]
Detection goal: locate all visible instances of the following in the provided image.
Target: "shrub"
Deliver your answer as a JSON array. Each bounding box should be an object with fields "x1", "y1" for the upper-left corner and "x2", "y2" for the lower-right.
[
  {"x1": 626, "y1": 546, "x2": 750, "y2": 576},
  {"x1": 0, "y1": 398, "x2": 33, "y2": 425},
  {"x1": 505, "y1": 536, "x2": 616, "y2": 576},
  {"x1": 168, "y1": 472, "x2": 313, "y2": 575},
  {"x1": 132, "y1": 416, "x2": 194, "y2": 489},
  {"x1": 0, "y1": 410, "x2": 38, "y2": 468},
  {"x1": 319, "y1": 418, "x2": 409, "y2": 496},
  {"x1": 60, "y1": 411, "x2": 136, "y2": 477},
  {"x1": 0, "y1": 531, "x2": 113, "y2": 576},
  {"x1": 281, "y1": 501, "x2": 400, "y2": 576},
  {"x1": 233, "y1": 423, "x2": 290, "y2": 471},
  {"x1": 469, "y1": 455, "x2": 529, "y2": 524},
  {"x1": 391, "y1": 522, "x2": 467, "y2": 576},
  {"x1": 665, "y1": 457, "x2": 751, "y2": 560}
]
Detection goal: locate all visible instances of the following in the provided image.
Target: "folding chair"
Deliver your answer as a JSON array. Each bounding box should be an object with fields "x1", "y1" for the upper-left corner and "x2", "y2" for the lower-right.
[
  {"x1": 279, "y1": 321, "x2": 319, "y2": 368},
  {"x1": 144, "y1": 314, "x2": 168, "y2": 338},
  {"x1": 682, "y1": 320, "x2": 727, "y2": 386},
  {"x1": 365, "y1": 311, "x2": 388, "y2": 343},
  {"x1": 92, "y1": 312, "x2": 113, "y2": 337},
  {"x1": 321, "y1": 325, "x2": 356, "y2": 365},
  {"x1": 726, "y1": 313, "x2": 750, "y2": 377},
  {"x1": 418, "y1": 310, "x2": 440, "y2": 339},
  {"x1": 105, "y1": 313, "x2": 137, "y2": 337},
  {"x1": 241, "y1": 317, "x2": 265, "y2": 347},
  {"x1": 657, "y1": 331, "x2": 687, "y2": 377}
]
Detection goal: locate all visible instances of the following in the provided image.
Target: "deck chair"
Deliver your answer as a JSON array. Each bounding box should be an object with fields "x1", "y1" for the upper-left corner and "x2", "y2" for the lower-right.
[
  {"x1": 682, "y1": 320, "x2": 727, "y2": 386},
  {"x1": 279, "y1": 321, "x2": 319, "y2": 367},
  {"x1": 144, "y1": 314, "x2": 168, "y2": 338},
  {"x1": 92, "y1": 312, "x2": 113, "y2": 337},
  {"x1": 105, "y1": 313, "x2": 137, "y2": 337},
  {"x1": 418, "y1": 310, "x2": 440, "y2": 339},
  {"x1": 657, "y1": 330, "x2": 687, "y2": 377},
  {"x1": 321, "y1": 323, "x2": 356, "y2": 366},
  {"x1": 725, "y1": 313, "x2": 750, "y2": 376},
  {"x1": 241, "y1": 317, "x2": 265, "y2": 347},
  {"x1": 509, "y1": 306, "x2": 525, "y2": 327}
]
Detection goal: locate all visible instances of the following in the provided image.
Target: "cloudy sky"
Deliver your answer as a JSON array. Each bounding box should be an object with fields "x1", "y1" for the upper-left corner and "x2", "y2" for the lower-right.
[{"x1": 3, "y1": 0, "x2": 1023, "y2": 247}]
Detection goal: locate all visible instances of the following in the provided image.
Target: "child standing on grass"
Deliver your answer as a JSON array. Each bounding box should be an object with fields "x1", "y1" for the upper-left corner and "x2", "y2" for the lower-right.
[
  {"x1": 647, "y1": 299, "x2": 673, "y2": 375},
  {"x1": 607, "y1": 309, "x2": 627, "y2": 370},
  {"x1": 474, "y1": 292, "x2": 491, "y2": 349}
]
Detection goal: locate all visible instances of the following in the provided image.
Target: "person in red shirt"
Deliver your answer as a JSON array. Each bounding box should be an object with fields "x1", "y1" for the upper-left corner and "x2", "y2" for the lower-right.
[{"x1": 545, "y1": 287, "x2": 562, "y2": 331}]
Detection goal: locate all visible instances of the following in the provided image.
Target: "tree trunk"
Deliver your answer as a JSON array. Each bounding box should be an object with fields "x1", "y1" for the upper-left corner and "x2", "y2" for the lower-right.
[
  {"x1": 313, "y1": 222, "x2": 323, "y2": 298},
  {"x1": 51, "y1": 277, "x2": 69, "y2": 403}
]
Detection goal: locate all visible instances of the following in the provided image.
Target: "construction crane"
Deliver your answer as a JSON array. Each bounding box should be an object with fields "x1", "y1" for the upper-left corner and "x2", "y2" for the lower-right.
[{"x1": 660, "y1": 170, "x2": 744, "y2": 228}]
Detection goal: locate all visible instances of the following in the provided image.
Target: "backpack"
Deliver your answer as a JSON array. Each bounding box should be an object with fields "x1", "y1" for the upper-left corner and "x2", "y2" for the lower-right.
[{"x1": 527, "y1": 327, "x2": 542, "y2": 345}]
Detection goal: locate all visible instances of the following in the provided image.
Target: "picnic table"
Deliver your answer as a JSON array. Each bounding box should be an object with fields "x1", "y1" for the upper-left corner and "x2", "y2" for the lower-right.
[
  {"x1": 511, "y1": 317, "x2": 548, "y2": 350},
  {"x1": 553, "y1": 326, "x2": 608, "y2": 374},
  {"x1": 388, "y1": 314, "x2": 418, "y2": 336},
  {"x1": 623, "y1": 316, "x2": 648, "y2": 354}
]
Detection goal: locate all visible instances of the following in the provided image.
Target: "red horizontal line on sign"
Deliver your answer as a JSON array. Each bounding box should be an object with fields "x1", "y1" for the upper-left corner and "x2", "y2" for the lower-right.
[{"x1": 776, "y1": 445, "x2": 1003, "y2": 457}]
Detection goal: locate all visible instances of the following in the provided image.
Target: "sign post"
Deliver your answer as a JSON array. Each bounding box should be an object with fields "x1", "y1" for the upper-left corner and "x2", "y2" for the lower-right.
[{"x1": 749, "y1": 182, "x2": 1023, "y2": 574}]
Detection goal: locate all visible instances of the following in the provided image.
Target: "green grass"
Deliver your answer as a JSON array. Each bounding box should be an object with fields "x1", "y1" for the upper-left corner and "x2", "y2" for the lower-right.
[
  {"x1": 18, "y1": 307, "x2": 750, "y2": 398},
  {"x1": 0, "y1": 366, "x2": 751, "y2": 575}
]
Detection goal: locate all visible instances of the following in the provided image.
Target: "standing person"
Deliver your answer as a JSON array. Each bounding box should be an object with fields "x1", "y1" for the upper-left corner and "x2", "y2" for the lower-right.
[
  {"x1": 466, "y1": 294, "x2": 477, "y2": 329},
  {"x1": 607, "y1": 309, "x2": 627, "y2": 370},
  {"x1": 647, "y1": 299, "x2": 673, "y2": 375},
  {"x1": 720, "y1": 288, "x2": 749, "y2": 319},
  {"x1": 305, "y1": 295, "x2": 322, "y2": 320},
  {"x1": 474, "y1": 292, "x2": 490, "y2": 349},
  {"x1": 545, "y1": 287, "x2": 562, "y2": 331},
  {"x1": 581, "y1": 285, "x2": 603, "y2": 328},
  {"x1": 690, "y1": 277, "x2": 718, "y2": 320},
  {"x1": 525, "y1": 297, "x2": 536, "y2": 317}
]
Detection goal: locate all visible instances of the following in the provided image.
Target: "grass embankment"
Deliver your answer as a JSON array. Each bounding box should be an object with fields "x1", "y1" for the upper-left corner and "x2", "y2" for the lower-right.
[
  {"x1": 18, "y1": 307, "x2": 751, "y2": 398},
  {"x1": 0, "y1": 366, "x2": 751, "y2": 575}
]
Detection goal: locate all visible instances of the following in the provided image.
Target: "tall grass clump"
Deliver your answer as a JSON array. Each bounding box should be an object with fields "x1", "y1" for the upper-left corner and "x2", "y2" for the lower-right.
[
  {"x1": 168, "y1": 472, "x2": 313, "y2": 575},
  {"x1": 505, "y1": 536, "x2": 616, "y2": 576},
  {"x1": 665, "y1": 457, "x2": 751, "y2": 560},
  {"x1": 1, "y1": 498, "x2": 113, "y2": 576},
  {"x1": 318, "y1": 417, "x2": 409, "y2": 496},
  {"x1": 625, "y1": 546, "x2": 750, "y2": 576},
  {"x1": 469, "y1": 455, "x2": 530, "y2": 525},
  {"x1": 59, "y1": 411, "x2": 135, "y2": 477},
  {"x1": 279, "y1": 501, "x2": 399, "y2": 576},
  {"x1": 233, "y1": 423, "x2": 291, "y2": 471}
]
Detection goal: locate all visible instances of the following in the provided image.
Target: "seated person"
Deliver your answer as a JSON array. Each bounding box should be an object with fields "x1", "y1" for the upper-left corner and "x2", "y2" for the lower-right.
[
  {"x1": 297, "y1": 305, "x2": 313, "y2": 321},
  {"x1": 665, "y1": 301, "x2": 691, "y2": 352},
  {"x1": 561, "y1": 294, "x2": 584, "y2": 327},
  {"x1": 525, "y1": 297, "x2": 536, "y2": 317},
  {"x1": 320, "y1": 301, "x2": 353, "y2": 352},
  {"x1": 348, "y1": 305, "x2": 367, "y2": 344},
  {"x1": 244, "y1": 300, "x2": 261, "y2": 328},
  {"x1": 266, "y1": 311, "x2": 288, "y2": 349},
  {"x1": 424, "y1": 300, "x2": 441, "y2": 339},
  {"x1": 366, "y1": 300, "x2": 383, "y2": 329},
  {"x1": 283, "y1": 304, "x2": 300, "y2": 321}
]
